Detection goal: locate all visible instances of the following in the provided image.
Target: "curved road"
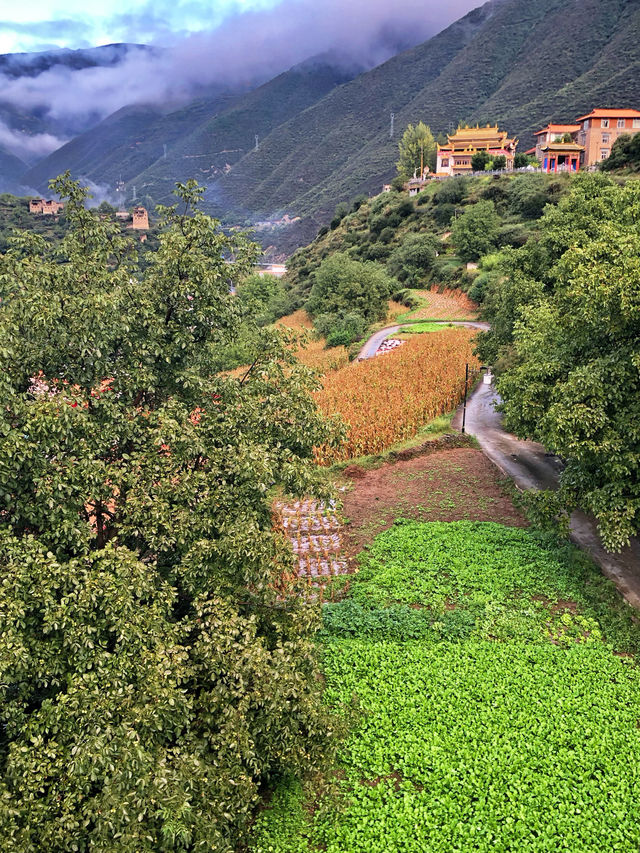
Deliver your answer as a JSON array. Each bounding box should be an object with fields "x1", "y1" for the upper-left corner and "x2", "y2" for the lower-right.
[
  {"x1": 358, "y1": 321, "x2": 489, "y2": 360},
  {"x1": 359, "y1": 322, "x2": 640, "y2": 608}
]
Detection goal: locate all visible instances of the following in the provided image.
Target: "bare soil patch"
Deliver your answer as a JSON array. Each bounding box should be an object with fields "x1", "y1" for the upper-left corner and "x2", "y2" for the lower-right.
[{"x1": 340, "y1": 446, "x2": 527, "y2": 560}]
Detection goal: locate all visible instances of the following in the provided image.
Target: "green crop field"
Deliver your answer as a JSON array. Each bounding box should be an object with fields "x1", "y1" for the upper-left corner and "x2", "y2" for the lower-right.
[{"x1": 252, "y1": 522, "x2": 640, "y2": 852}]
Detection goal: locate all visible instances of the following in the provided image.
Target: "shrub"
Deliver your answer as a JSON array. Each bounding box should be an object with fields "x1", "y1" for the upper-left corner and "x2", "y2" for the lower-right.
[
  {"x1": 433, "y1": 177, "x2": 466, "y2": 205},
  {"x1": 433, "y1": 202, "x2": 456, "y2": 226},
  {"x1": 506, "y1": 173, "x2": 548, "y2": 219},
  {"x1": 387, "y1": 233, "x2": 439, "y2": 286}
]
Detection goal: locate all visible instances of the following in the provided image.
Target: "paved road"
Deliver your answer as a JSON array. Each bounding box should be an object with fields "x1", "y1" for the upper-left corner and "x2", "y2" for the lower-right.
[
  {"x1": 455, "y1": 382, "x2": 640, "y2": 608},
  {"x1": 358, "y1": 321, "x2": 489, "y2": 360}
]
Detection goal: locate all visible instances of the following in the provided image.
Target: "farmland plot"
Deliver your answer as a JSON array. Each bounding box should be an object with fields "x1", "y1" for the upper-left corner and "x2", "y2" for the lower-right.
[
  {"x1": 314, "y1": 329, "x2": 477, "y2": 463},
  {"x1": 252, "y1": 522, "x2": 640, "y2": 853}
]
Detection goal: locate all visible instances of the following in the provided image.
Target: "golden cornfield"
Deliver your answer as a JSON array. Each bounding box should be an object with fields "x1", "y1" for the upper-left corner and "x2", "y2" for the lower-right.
[
  {"x1": 276, "y1": 310, "x2": 350, "y2": 373},
  {"x1": 314, "y1": 328, "x2": 478, "y2": 463}
]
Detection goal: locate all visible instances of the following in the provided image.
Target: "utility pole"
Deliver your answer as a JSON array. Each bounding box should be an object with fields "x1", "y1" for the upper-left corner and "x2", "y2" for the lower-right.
[
  {"x1": 163, "y1": 143, "x2": 167, "y2": 159},
  {"x1": 390, "y1": 112, "x2": 395, "y2": 140},
  {"x1": 132, "y1": 186, "x2": 137, "y2": 202},
  {"x1": 255, "y1": 134, "x2": 259, "y2": 152}
]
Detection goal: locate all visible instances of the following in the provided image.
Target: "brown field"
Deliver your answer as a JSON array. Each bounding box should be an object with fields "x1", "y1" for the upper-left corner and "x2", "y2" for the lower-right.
[
  {"x1": 314, "y1": 328, "x2": 478, "y2": 463},
  {"x1": 276, "y1": 310, "x2": 349, "y2": 374}
]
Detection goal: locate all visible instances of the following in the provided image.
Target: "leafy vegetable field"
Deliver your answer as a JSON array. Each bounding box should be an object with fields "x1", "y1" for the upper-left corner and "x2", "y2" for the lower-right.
[
  {"x1": 252, "y1": 522, "x2": 640, "y2": 852},
  {"x1": 314, "y1": 329, "x2": 477, "y2": 463}
]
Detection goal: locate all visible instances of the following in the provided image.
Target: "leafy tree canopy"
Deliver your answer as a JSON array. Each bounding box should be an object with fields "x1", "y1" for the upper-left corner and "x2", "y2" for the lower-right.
[
  {"x1": 600, "y1": 132, "x2": 640, "y2": 172},
  {"x1": 471, "y1": 150, "x2": 491, "y2": 172},
  {"x1": 0, "y1": 175, "x2": 341, "y2": 850},
  {"x1": 306, "y1": 252, "x2": 395, "y2": 323},
  {"x1": 396, "y1": 122, "x2": 436, "y2": 180},
  {"x1": 451, "y1": 199, "x2": 501, "y2": 262},
  {"x1": 477, "y1": 174, "x2": 640, "y2": 550}
]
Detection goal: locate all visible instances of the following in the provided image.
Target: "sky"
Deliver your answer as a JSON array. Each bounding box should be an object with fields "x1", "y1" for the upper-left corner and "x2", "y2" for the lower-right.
[{"x1": 0, "y1": 1, "x2": 296, "y2": 53}]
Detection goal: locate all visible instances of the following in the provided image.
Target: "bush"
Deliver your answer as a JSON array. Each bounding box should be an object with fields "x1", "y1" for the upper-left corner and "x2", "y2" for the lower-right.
[
  {"x1": 433, "y1": 177, "x2": 466, "y2": 205},
  {"x1": 433, "y1": 202, "x2": 456, "y2": 226},
  {"x1": 506, "y1": 174, "x2": 549, "y2": 219},
  {"x1": 387, "y1": 233, "x2": 439, "y2": 286}
]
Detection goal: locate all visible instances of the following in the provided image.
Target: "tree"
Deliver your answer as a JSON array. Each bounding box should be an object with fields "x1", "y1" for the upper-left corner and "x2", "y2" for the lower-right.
[
  {"x1": 306, "y1": 252, "x2": 394, "y2": 322},
  {"x1": 477, "y1": 175, "x2": 640, "y2": 551},
  {"x1": 451, "y1": 199, "x2": 500, "y2": 262},
  {"x1": 396, "y1": 122, "x2": 436, "y2": 180},
  {"x1": 0, "y1": 175, "x2": 341, "y2": 850},
  {"x1": 471, "y1": 150, "x2": 491, "y2": 172},
  {"x1": 387, "y1": 233, "x2": 439, "y2": 286},
  {"x1": 492, "y1": 155, "x2": 507, "y2": 171},
  {"x1": 601, "y1": 132, "x2": 640, "y2": 172}
]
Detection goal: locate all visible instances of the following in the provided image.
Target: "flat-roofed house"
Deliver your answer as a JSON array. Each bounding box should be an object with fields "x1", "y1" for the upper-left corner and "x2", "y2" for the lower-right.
[
  {"x1": 436, "y1": 125, "x2": 517, "y2": 176},
  {"x1": 575, "y1": 108, "x2": 640, "y2": 167}
]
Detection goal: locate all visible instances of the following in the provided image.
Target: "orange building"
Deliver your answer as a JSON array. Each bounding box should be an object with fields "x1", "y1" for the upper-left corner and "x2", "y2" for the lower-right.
[
  {"x1": 436, "y1": 125, "x2": 517, "y2": 175},
  {"x1": 29, "y1": 198, "x2": 64, "y2": 215},
  {"x1": 575, "y1": 108, "x2": 640, "y2": 167},
  {"x1": 131, "y1": 206, "x2": 149, "y2": 230},
  {"x1": 534, "y1": 123, "x2": 583, "y2": 173}
]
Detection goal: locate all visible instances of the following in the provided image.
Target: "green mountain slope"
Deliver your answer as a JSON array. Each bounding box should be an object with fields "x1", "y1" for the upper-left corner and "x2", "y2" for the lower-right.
[
  {"x1": 127, "y1": 58, "x2": 359, "y2": 209},
  {"x1": 22, "y1": 93, "x2": 241, "y2": 193},
  {"x1": 195, "y1": 0, "x2": 639, "y2": 251}
]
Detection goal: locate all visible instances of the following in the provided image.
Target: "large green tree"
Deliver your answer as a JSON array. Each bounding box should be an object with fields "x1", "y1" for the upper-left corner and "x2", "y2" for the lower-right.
[
  {"x1": 0, "y1": 176, "x2": 340, "y2": 850},
  {"x1": 477, "y1": 174, "x2": 640, "y2": 551},
  {"x1": 396, "y1": 122, "x2": 436, "y2": 180},
  {"x1": 451, "y1": 199, "x2": 501, "y2": 262},
  {"x1": 305, "y1": 252, "x2": 394, "y2": 323}
]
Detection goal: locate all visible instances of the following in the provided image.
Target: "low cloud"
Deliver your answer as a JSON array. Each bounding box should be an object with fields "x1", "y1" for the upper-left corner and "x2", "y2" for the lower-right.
[
  {"x1": 0, "y1": 120, "x2": 67, "y2": 163},
  {"x1": 0, "y1": 0, "x2": 480, "y2": 131}
]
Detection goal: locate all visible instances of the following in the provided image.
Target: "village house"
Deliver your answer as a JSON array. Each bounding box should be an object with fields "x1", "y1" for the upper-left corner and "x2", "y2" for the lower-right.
[
  {"x1": 575, "y1": 108, "x2": 640, "y2": 167},
  {"x1": 29, "y1": 198, "x2": 64, "y2": 215},
  {"x1": 131, "y1": 206, "x2": 149, "y2": 230},
  {"x1": 533, "y1": 109, "x2": 640, "y2": 171},
  {"x1": 436, "y1": 125, "x2": 517, "y2": 175}
]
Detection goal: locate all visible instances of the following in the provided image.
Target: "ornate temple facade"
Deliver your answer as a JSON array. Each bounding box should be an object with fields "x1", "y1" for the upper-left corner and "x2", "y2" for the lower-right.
[{"x1": 436, "y1": 125, "x2": 517, "y2": 175}]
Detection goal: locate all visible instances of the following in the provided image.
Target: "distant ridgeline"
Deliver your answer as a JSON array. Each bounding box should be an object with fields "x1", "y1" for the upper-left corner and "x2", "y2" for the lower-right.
[{"x1": 4, "y1": 0, "x2": 640, "y2": 252}]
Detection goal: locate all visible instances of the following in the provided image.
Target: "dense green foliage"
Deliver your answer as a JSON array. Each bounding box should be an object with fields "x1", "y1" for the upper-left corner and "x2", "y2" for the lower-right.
[
  {"x1": 477, "y1": 174, "x2": 640, "y2": 550},
  {"x1": 601, "y1": 132, "x2": 640, "y2": 172},
  {"x1": 305, "y1": 252, "x2": 395, "y2": 346},
  {"x1": 451, "y1": 199, "x2": 500, "y2": 262},
  {"x1": 252, "y1": 521, "x2": 640, "y2": 852},
  {"x1": 0, "y1": 177, "x2": 340, "y2": 851}
]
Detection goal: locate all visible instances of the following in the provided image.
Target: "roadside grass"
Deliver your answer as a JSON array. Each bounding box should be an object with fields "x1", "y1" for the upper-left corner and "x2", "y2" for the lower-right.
[{"x1": 251, "y1": 521, "x2": 640, "y2": 853}]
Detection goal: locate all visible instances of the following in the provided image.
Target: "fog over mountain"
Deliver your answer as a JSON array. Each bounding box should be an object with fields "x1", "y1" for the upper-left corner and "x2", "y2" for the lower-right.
[{"x1": 0, "y1": 0, "x2": 478, "y2": 162}]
